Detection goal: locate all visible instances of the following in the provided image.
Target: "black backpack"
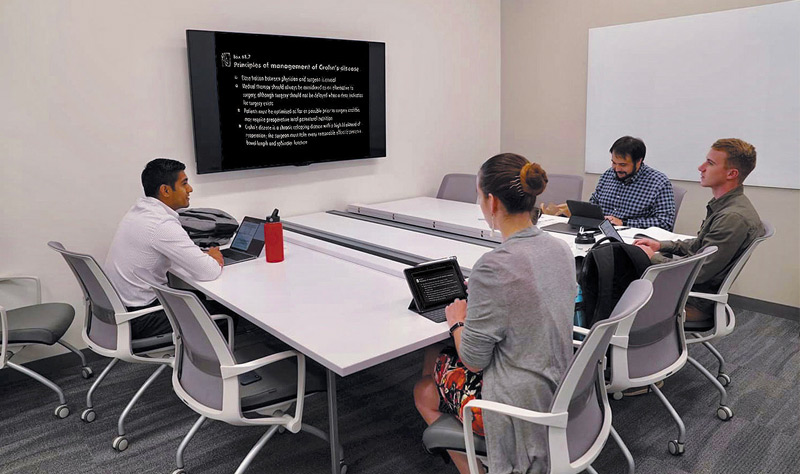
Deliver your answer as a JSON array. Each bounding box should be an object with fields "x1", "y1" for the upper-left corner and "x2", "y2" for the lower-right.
[
  {"x1": 178, "y1": 208, "x2": 239, "y2": 248},
  {"x1": 577, "y1": 237, "x2": 652, "y2": 328}
]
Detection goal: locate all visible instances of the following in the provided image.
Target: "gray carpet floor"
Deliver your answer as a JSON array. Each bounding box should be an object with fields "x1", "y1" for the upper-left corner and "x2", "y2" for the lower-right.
[{"x1": 0, "y1": 310, "x2": 797, "y2": 474}]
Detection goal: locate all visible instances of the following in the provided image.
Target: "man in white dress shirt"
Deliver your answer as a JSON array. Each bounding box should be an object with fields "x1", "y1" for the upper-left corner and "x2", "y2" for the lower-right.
[{"x1": 105, "y1": 158, "x2": 224, "y2": 339}]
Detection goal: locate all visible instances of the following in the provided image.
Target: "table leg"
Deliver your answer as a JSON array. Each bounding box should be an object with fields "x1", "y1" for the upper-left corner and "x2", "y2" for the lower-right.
[{"x1": 327, "y1": 369, "x2": 341, "y2": 474}]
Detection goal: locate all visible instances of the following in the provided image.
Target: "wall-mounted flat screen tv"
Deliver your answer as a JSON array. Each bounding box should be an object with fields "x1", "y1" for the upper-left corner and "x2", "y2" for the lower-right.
[{"x1": 186, "y1": 30, "x2": 386, "y2": 174}]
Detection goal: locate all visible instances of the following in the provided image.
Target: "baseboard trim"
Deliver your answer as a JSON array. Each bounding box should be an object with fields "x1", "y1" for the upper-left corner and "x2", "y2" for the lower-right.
[{"x1": 729, "y1": 294, "x2": 800, "y2": 321}]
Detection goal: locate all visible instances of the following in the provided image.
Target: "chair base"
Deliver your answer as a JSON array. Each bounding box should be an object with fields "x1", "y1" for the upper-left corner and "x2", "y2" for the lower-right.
[
  {"x1": 175, "y1": 414, "x2": 344, "y2": 474},
  {"x1": 6, "y1": 361, "x2": 69, "y2": 417}
]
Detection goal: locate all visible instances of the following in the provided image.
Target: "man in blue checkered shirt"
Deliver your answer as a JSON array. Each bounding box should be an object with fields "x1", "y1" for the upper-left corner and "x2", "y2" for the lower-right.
[{"x1": 589, "y1": 136, "x2": 676, "y2": 230}]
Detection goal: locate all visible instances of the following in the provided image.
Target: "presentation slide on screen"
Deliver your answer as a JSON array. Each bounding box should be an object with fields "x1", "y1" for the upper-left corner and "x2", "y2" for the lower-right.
[{"x1": 213, "y1": 33, "x2": 373, "y2": 168}]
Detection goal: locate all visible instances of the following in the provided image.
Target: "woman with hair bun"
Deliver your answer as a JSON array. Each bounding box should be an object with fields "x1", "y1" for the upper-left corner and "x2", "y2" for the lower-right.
[{"x1": 414, "y1": 153, "x2": 576, "y2": 474}]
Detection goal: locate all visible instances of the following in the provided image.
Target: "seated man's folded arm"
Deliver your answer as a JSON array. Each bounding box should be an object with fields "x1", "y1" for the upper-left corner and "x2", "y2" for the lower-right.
[
  {"x1": 155, "y1": 219, "x2": 223, "y2": 281},
  {"x1": 690, "y1": 213, "x2": 749, "y2": 287}
]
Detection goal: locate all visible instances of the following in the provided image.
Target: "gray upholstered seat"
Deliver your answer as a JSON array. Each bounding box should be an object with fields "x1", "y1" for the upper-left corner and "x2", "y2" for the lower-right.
[
  {"x1": 423, "y1": 414, "x2": 487, "y2": 456},
  {"x1": 7, "y1": 303, "x2": 74, "y2": 345},
  {"x1": 1, "y1": 275, "x2": 90, "y2": 420},
  {"x1": 238, "y1": 350, "x2": 327, "y2": 413},
  {"x1": 682, "y1": 318, "x2": 714, "y2": 332}
]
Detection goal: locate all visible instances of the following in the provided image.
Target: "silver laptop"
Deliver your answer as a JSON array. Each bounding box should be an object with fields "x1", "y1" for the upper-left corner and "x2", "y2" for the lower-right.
[{"x1": 221, "y1": 217, "x2": 266, "y2": 265}]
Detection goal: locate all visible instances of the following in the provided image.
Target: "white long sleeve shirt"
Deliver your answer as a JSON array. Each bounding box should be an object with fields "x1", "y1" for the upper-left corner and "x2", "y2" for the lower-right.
[{"x1": 104, "y1": 197, "x2": 222, "y2": 307}]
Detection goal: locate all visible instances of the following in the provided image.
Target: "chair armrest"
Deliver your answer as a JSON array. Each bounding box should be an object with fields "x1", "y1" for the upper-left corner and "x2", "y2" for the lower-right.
[
  {"x1": 573, "y1": 326, "x2": 589, "y2": 336},
  {"x1": 115, "y1": 305, "x2": 165, "y2": 324},
  {"x1": 211, "y1": 314, "x2": 234, "y2": 350},
  {"x1": 688, "y1": 291, "x2": 728, "y2": 304},
  {"x1": 219, "y1": 350, "x2": 302, "y2": 378},
  {"x1": 0, "y1": 305, "x2": 7, "y2": 369},
  {"x1": 464, "y1": 399, "x2": 568, "y2": 428},
  {"x1": 461, "y1": 399, "x2": 568, "y2": 474},
  {"x1": 0, "y1": 276, "x2": 42, "y2": 305},
  {"x1": 220, "y1": 350, "x2": 307, "y2": 433},
  {"x1": 610, "y1": 334, "x2": 629, "y2": 348},
  {"x1": 572, "y1": 339, "x2": 583, "y2": 348}
]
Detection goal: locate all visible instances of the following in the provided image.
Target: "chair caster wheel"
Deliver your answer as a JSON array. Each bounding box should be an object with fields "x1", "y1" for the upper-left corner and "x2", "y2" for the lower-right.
[
  {"x1": 81, "y1": 409, "x2": 96, "y2": 423},
  {"x1": 717, "y1": 405, "x2": 733, "y2": 421},
  {"x1": 612, "y1": 392, "x2": 623, "y2": 401},
  {"x1": 112, "y1": 436, "x2": 129, "y2": 452},
  {"x1": 717, "y1": 373, "x2": 730, "y2": 387},
  {"x1": 81, "y1": 366, "x2": 94, "y2": 379},
  {"x1": 668, "y1": 440, "x2": 684, "y2": 456},
  {"x1": 171, "y1": 469, "x2": 186, "y2": 474},
  {"x1": 339, "y1": 463, "x2": 348, "y2": 474},
  {"x1": 54, "y1": 404, "x2": 70, "y2": 419}
]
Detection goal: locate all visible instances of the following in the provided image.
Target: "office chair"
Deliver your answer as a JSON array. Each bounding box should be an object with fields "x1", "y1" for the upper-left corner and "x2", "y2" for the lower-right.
[
  {"x1": 582, "y1": 246, "x2": 716, "y2": 456},
  {"x1": 672, "y1": 184, "x2": 688, "y2": 219},
  {"x1": 0, "y1": 275, "x2": 93, "y2": 418},
  {"x1": 48, "y1": 241, "x2": 184, "y2": 451},
  {"x1": 150, "y1": 284, "x2": 341, "y2": 474},
  {"x1": 424, "y1": 280, "x2": 654, "y2": 474},
  {"x1": 436, "y1": 173, "x2": 479, "y2": 203},
  {"x1": 683, "y1": 221, "x2": 774, "y2": 418},
  {"x1": 537, "y1": 174, "x2": 585, "y2": 205}
]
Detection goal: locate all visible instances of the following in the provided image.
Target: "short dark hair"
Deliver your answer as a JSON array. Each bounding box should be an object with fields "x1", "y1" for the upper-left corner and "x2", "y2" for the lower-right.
[
  {"x1": 141, "y1": 159, "x2": 186, "y2": 198},
  {"x1": 478, "y1": 153, "x2": 548, "y2": 214},
  {"x1": 609, "y1": 136, "x2": 646, "y2": 163},
  {"x1": 711, "y1": 138, "x2": 756, "y2": 184}
]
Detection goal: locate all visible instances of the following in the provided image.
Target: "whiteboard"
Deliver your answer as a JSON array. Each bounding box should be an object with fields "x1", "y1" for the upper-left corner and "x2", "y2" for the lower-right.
[{"x1": 585, "y1": 1, "x2": 800, "y2": 189}]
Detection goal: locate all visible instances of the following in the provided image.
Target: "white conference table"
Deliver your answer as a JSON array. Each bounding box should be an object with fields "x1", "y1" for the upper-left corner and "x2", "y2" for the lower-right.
[
  {"x1": 347, "y1": 196, "x2": 597, "y2": 256},
  {"x1": 287, "y1": 211, "x2": 492, "y2": 270},
  {"x1": 346, "y1": 196, "x2": 690, "y2": 252},
  {"x1": 176, "y1": 233, "x2": 449, "y2": 474}
]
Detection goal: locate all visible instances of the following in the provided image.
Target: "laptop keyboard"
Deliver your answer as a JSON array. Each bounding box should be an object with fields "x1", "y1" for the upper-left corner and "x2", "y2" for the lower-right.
[
  {"x1": 422, "y1": 307, "x2": 448, "y2": 323},
  {"x1": 222, "y1": 249, "x2": 253, "y2": 265},
  {"x1": 225, "y1": 252, "x2": 250, "y2": 261}
]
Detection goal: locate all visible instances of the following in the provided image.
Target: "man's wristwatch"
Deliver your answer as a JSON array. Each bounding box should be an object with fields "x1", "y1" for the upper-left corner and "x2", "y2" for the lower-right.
[{"x1": 449, "y1": 321, "x2": 464, "y2": 336}]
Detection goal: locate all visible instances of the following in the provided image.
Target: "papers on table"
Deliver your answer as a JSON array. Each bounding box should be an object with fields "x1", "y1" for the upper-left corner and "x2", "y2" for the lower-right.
[{"x1": 618, "y1": 226, "x2": 693, "y2": 241}]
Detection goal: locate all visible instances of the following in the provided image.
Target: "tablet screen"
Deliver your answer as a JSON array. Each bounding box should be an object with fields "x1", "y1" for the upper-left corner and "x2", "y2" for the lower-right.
[
  {"x1": 404, "y1": 258, "x2": 467, "y2": 311},
  {"x1": 599, "y1": 219, "x2": 624, "y2": 243}
]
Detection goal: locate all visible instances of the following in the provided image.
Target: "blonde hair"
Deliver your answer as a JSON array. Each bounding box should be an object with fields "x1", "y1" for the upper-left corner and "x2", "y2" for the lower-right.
[{"x1": 712, "y1": 138, "x2": 756, "y2": 184}]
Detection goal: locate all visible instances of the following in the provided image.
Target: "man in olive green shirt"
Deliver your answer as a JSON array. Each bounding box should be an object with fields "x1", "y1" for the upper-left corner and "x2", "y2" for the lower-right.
[{"x1": 634, "y1": 139, "x2": 764, "y2": 321}]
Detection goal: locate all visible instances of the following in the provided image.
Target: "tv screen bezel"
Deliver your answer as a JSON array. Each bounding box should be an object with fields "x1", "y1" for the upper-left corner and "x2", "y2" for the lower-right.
[{"x1": 186, "y1": 29, "x2": 386, "y2": 174}]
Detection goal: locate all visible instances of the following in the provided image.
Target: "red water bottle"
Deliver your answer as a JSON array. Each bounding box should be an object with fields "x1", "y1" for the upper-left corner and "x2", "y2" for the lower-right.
[{"x1": 264, "y1": 208, "x2": 284, "y2": 263}]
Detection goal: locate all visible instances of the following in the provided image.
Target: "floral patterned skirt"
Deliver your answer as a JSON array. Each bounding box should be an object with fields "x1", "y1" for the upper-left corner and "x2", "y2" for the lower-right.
[{"x1": 433, "y1": 345, "x2": 485, "y2": 436}]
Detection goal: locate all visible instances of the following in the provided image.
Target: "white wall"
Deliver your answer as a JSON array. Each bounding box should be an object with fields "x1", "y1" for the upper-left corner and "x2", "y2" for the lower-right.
[
  {"x1": 501, "y1": 0, "x2": 799, "y2": 309},
  {"x1": 0, "y1": 0, "x2": 501, "y2": 361}
]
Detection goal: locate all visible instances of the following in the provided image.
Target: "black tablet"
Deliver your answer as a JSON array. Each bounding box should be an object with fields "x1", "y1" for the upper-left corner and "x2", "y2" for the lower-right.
[{"x1": 404, "y1": 257, "x2": 467, "y2": 315}]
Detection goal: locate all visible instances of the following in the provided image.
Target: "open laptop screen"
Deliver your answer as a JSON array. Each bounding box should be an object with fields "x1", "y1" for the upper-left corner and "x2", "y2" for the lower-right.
[
  {"x1": 230, "y1": 217, "x2": 266, "y2": 252},
  {"x1": 404, "y1": 258, "x2": 467, "y2": 311}
]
